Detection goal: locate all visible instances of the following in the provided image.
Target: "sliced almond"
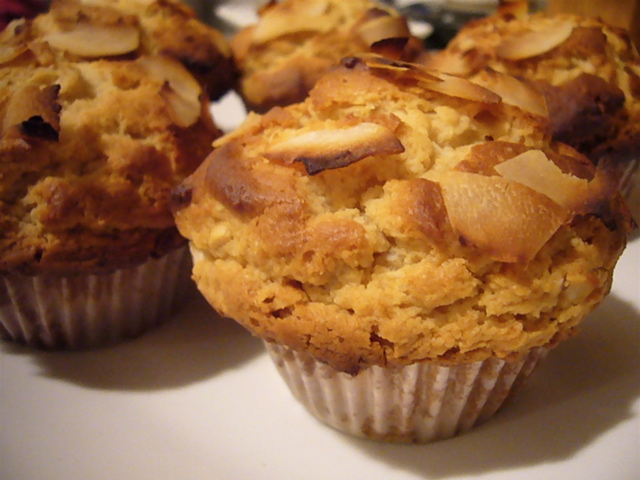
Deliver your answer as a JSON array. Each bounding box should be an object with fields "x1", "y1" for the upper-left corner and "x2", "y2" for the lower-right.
[
  {"x1": 252, "y1": 0, "x2": 332, "y2": 44},
  {"x1": 357, "y1": 13, "x2": 410, "y2": 46},
  {"x1": 421, "y1": 73, "x2": 502, "y2": 104},
  {"x1": 494, "y1": 149, "x2": 589, "y2": 208},
  {"x1": 138, "y1": 56, "x2": 203, "y2": 127},
  {"x1": 0, "y1": 44, "x2": 28, "y2": 65},
  {"x1": 362, "y1": 54, "x2": 443, "y2": 83},
  {"x1": 44, "y1": 23, "x2": 140, "y2": 57},
  {"x1": 422, "y1": 50, "x2": 486, "y2": 76},
  {"x1": 264, "y1": 122, "x2": 404, "y2": 175},
  {"x1": 496, "y1": 20, "x2": 574, "y2": 60},
  {"x1": 474, "y1": 69, "x2": 548, "y2": 117},
  {"x1": 439, "y1": 171, "x2": 568, "y2": 262}
]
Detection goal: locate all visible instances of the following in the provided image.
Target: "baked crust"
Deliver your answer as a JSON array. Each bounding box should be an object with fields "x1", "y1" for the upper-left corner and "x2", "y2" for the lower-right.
[
  {"x1": 27, "y1": 0, "x2": 236, "y2": 99},
  {"x1": 172, "y1": 55, "x2": 632, "y2": 373},
  {"x1": 230, "y1": 0, "x2": 422, "y2": 112},
  {"x1": 0, "y1": 0, "x2": 230, "y2": 274},
  {"x1": 422, "y1": 1, "x2": 640, "y2": 168}
]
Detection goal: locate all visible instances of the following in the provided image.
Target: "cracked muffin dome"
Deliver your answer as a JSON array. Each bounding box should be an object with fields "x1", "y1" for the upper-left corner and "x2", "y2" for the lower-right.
[
  {"x1": 422, "y1": 1, "x2": 640, "y2": 195},
  {"x1": 172, "y1": 54, "x2": 633, "y2": 374},
  {"x1": 230, "y1": 0, "x2": 422, "y2": 112}
]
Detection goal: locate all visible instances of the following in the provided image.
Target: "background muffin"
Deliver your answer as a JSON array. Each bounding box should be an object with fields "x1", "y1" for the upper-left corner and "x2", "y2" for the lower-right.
[
  {"x1": 172, "y1": 54, "x2": 632, "y2": 442},
  {"x1": 0, "y1": 0, "x2": 233, "y2": 348},
  {"x1": 230, "y1": 0, "x2": 422, "y2": 112},
  {"x1": 422, "y1": 1, "x2": 640, "y2": 212}
]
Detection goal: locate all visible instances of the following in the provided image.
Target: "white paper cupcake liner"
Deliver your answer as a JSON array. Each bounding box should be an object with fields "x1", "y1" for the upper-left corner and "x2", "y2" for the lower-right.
[
  {"x1": 0, "y1": 246, "x2": 192, "y2": 349},
  {"x1": 265, "y1": 341, "x2": 549, "y2": 443}
]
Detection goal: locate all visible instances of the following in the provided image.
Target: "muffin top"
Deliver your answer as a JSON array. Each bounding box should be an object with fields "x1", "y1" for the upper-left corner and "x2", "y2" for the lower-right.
[
  {"x1": 27, "y1": 0, "x2": 236, "y2": 99},
  {"x1": 230, "y1": 0, "x2": 422, "y2": 112},
  {"x1": 423, "y1": 1, "x2": 640, "y2": 166},
  {"x1": 0, "y1": 0, "x2": 231, "y2": 274},
  {"x1": 173, "y1": 55, "x2": 633, "y2": 373}
]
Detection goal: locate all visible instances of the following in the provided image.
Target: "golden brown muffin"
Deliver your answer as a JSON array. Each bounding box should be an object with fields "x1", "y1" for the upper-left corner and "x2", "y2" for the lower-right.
[
  {"x1": 422, "y1": 1, "x2": 640, "y2": 184},
  {"x1": 172, "y1": 54, "x2": 633, "y2": 374},
  {"x1": 0, "y1": 0, "x2": 231, "y2": 348},
  {"x1": 230, "y1": 0, "x2": 423, "y2": 112},
  {"x1": 0, "y1": 0, "x2": 230, "y2": 275},
  {"x1": 22, "y1": 0, "x2": 236, "y2": 100}
]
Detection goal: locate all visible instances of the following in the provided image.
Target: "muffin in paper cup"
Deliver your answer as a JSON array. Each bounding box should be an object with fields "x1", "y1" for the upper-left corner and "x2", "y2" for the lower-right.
[
  {"x1": 0, "y1": 246, "x2": 192, "y2": 349},
  {"x1": 265, "y1": 342, "x2": 549, "y2": 443},
  {"x1": 172, "y1": 54, "x2": 633, "y2": 442},
  {"x1": 0, "y1": 0, "x2": 234, "y2": 348}
]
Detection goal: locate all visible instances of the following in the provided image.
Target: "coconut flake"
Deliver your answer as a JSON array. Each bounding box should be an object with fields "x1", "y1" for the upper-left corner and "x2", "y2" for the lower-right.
[
  {"x1": 494, "y1": 149, "x2": 589, "y2": 208},
  {"x1": 439, "y1": 171, "x2": 568, "y2": 262}
]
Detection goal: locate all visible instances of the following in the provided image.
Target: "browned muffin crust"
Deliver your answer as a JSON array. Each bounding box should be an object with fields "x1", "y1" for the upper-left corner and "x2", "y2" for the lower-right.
[
  {"x1": 230, "y1": 0, "x2": 423, "y2": 112},
  {"x1": 0, "y1": 0, "x2": 228, "y2": 274},
  {"x1": 422, "y1": 1, "x2": 640, "y2": 169},
  {"x1": 28, "y1": 0, "x2": 236, "y2": 100},
  {"x1": 173, "y1": 55, "x2": 632, "y2": 373}
]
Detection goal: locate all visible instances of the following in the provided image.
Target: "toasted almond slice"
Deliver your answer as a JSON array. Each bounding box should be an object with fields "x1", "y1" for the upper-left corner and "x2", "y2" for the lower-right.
[
  {"x1": 264, "y1": 122, "x2": 404, "y2": 175},
  {"x1": 44, "y1": 23, "x2": 139, "y2": 57},
  {"x1": 422, "y1": 50, "x2": 485, "y2": 76},
  {"x1": 494, "y1": 149, "x2": 589, "y2": 208},
  {"x1": 138, "y1": 56, "x2": 203, "y2": 127},
  {"x1": 439, "y1": 171, "x2": 568, "y2": 262},
  {"x1": 252, "y1": 0, "x2": 332, "y2": 44},
  {"x1": 496, "y1": 20, "x2": 574, "y2": 60},
  {"x1": 421, "y1": 73, "x2": 502, "y2": 104},
  {"x1": 160, "y1": 87, "x2": 202, "y2": 128},
  {"x1": 357, "y1": 14, "x2": 410, "y2": 46},
  {"x1": 474, "y1": 69, "x2": 548, "y2": 117},
  {"x1": 0, "y1": 44, "x2": 28, "y2": 65}
]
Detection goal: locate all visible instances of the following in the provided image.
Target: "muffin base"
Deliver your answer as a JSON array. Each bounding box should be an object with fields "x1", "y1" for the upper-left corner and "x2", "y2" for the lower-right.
[
  {"x1": 265, "y1": 341, "x2": 549, "y2": 443},
  {"x1": 0, "y1": 246, "x2": 192, "y2": 349}
]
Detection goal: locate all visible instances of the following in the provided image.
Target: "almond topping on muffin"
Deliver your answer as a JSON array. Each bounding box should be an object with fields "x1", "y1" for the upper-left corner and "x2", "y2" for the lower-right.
[
  {"x1": 264, "y1": 123, "x2": 405, "y2": 175},
  {"x1": 44, "y1": 23, "x2": 140, "y2": 57},
  {"x1": 495, "y1": 18, "x2": 575, "y2": 60}
]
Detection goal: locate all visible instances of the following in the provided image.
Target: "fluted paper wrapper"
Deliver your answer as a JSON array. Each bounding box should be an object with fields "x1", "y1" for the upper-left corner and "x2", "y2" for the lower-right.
[
  {"x1": 0, "y1": 246, "x2": 191, "y2": 349},
  {"x1": 266, "y1": 341, "x2": 549, "y2": 443},
  {"x1": 620, "y1": 158, "x2": 640, "y2": 225}
]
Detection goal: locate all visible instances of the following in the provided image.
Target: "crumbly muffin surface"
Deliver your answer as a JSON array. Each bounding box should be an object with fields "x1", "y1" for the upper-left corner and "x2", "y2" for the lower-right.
[
  {"x1": 423, "y1": 1, "x2": 640, "y2": 165},
  {"x1": 0, "y1": 0, "x2": 230, "y2": 274},
  {"x1": 230, "y1": 0, "x2": 421, "y2": 112},
  {"x1": 173, "y1": 55, "x2": 631, "y2": 373}
]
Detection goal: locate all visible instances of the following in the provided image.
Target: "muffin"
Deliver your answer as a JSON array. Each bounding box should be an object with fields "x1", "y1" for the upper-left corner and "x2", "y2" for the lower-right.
[
  {"x1": 171, "y1": 54, "x2": 633, "y2": 442},
  {"x1": 230, "y1": 0, "x2": 423, "y2": 112},
  {"x1": 0, "y1": 0, "x2": 233, "y2": 349},
  {"x1": 421, "y1": 1, "x2": 640, "y2": 211}
]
